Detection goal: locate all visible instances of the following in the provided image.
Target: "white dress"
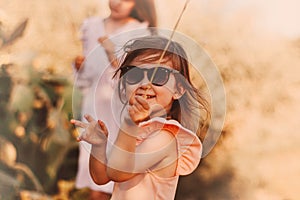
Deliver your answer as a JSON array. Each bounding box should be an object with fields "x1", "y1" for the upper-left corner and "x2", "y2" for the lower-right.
[{"x1": 73, "y1": 16, "x2": 149, "y2": 193}]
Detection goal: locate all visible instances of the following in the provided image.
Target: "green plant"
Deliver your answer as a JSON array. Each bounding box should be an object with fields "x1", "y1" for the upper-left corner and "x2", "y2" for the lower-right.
[{"x1": 0, "y1": 19, "x2": 80, "y2": 197}]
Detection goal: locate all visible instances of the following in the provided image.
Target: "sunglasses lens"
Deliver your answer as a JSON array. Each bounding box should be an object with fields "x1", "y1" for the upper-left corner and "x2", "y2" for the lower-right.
[
  {"x1": 124, "y1": 67, "x2": 144, "y2": 85},
  {"x1": 121, "y1": 66, "x2": 172, "y2": 86},
  {"x1": 150, "y1": 68, "x2": 170, "y2": 86}
]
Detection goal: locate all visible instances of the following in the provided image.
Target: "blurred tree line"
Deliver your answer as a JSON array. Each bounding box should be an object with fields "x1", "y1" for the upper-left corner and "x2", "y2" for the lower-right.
[{"x1": 0, "y1": 18, "x2": 82, "y2": 199}]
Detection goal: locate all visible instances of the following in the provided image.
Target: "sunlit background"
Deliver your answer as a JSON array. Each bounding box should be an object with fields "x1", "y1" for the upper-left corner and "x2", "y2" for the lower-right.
[{"x1": 1, "y1": 0, "x2": 300, "y2": 199}]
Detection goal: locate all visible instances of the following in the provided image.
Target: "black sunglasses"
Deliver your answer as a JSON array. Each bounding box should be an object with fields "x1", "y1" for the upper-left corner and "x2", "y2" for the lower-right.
[{"x1": 120, "y1": 65, "x2": 179, "y2": 86}]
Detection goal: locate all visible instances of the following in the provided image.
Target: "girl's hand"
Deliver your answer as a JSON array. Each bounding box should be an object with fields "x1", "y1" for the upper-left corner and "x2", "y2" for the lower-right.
[
  {"x1": 70, "y1": 114, "x2": 108, "y2": 145},
  {"x1": 128, "y1": 96, "x2": 151, "y2": 124}
]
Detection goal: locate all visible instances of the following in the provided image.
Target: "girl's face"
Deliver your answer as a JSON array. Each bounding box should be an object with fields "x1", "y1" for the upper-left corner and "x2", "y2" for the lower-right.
[
  {"x1": 109, "y1": 0, "x2": 135, "y2": 20},
  {"x1": 123, "y1": 56, "x2": 181, "y2": 117}
]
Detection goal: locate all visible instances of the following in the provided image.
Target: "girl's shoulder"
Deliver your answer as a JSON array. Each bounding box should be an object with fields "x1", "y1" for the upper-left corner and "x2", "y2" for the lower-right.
[
  {"x1": 139, "y1": 117, "x2": 202, "y2": 175},
  {"x1": 139, "y1": 117, "x2": 197, "y2": 138}
]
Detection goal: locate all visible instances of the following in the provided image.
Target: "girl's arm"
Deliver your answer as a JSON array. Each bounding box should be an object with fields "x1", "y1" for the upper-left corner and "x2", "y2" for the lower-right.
[
  {"x1": 70, "y1": 115, "x2": 111, "y2": 185},
  {"x1": 89, "y1": 142, "x2": 110, "y2": 185},
  {"x1": 106, "y1": 122, "x2": 177, "y2": 182},
  {"x1": 71, "y1": 101, "x2": 177, "y2": 183},
  {"x1": 106, "y1": 97, "x2": 177, "y2": 182},
  {"x1": 106, "y1": 122, "x2": 139, "y2": 181}
]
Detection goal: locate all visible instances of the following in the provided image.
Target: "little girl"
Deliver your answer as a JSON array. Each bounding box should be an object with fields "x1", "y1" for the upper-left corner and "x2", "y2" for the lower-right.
[{"x1": 71, "y1": 35, "x2": 210, "y2": 200}]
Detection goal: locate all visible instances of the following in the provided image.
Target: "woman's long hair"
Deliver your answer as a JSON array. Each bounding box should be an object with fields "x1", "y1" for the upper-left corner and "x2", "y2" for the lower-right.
[{"x1": 130, "y1": 0, "x2": 157, "y2": 28}]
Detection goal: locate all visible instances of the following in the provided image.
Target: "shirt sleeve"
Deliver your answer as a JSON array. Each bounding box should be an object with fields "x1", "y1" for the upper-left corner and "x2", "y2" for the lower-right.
[{"x1": 139, "y1": 117, "x2": 202, "y2": 176}]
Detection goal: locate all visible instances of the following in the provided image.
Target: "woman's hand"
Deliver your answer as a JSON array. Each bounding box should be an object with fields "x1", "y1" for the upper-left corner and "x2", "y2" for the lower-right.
[
  {"x1": 70, "y1": 114, "x2": 108, "y2": 145},
  {"x1": 74, "y1": 55, "x2": 85, "y2": 71}
]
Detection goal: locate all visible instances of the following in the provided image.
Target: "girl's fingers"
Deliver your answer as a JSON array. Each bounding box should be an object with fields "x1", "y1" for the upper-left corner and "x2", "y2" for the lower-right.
[
  {"x1": 84, "y1": 114, "x2": 95, "y2": 122},
  {"x1": 98, "y1": 120, "x2": 108, "y2": 137},
  {"x1": 76, "y1": 134, "x2": 83, "y2": 142},
  {"x1": 128, "y1": 106, "x2": 135, "y2": 116},
  {"x1": 70, "y1": 119, "x2": 87, "y2": 128},
  {"x1": 133, "y1": 101, "x2": 144, "y2": 111},
  {"x1": 135, "y1": 96, "x2": 150, "y2": 110},
  {"x1": 132, "y1": 103, "x2": 140, "y2": 113}
]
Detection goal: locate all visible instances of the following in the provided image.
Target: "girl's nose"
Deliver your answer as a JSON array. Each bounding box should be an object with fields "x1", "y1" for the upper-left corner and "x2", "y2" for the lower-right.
[{"x1": 139, "y1": 72, "x2": 151, "y2": 89}]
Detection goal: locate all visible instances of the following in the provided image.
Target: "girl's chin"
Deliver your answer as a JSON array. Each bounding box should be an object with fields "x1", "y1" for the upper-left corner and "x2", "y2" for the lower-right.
[
  {"x1": 149, "y1": 104, "x2": 168, "y2": 118},
  {"x1": 145, "y1": 98, "x2": 156, "y2": 104}
]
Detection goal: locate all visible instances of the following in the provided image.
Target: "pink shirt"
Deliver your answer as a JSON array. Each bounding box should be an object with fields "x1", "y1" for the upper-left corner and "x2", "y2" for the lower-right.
[{"x1": 111, "y1": 117, "x2": 202, "y2": 200}]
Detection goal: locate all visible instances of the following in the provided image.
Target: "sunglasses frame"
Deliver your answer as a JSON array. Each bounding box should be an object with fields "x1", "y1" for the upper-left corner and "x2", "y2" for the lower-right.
[{"x1": 120, "y1": 65, "x2": 179, "y2": 86}]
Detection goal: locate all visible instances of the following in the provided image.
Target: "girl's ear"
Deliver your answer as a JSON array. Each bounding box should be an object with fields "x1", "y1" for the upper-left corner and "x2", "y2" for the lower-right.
[{"x1": 173, "y1": 82, "x2": 186, "y2": 100}]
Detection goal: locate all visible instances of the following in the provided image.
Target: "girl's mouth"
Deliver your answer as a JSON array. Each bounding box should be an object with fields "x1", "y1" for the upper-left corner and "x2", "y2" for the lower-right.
[{"x1": 136, "y1": 94, "x2": 156, "y2": 100}]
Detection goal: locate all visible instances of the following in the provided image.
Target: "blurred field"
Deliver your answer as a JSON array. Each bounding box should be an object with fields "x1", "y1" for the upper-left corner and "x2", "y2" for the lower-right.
[{"x1": 1, "y1": 0, "x2": 300, "y2": 199}]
